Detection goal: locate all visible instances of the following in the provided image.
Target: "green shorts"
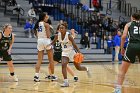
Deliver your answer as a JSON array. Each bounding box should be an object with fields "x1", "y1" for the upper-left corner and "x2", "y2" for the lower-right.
[
  {"x1": 0, "y1": 50, "x2": 12, "y2": 61},
  {"x1": 123, "y1": 43, "x2": 140, "y2": 63},
  {"x1": 53, "y1": 51, "x2": 61, "y2": 62}
]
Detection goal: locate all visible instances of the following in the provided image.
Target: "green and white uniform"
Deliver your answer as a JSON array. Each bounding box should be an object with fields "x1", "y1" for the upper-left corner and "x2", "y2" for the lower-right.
[
  {"x1": 0, "y1": 32, "x2": 12, "y2": 61},
  {"x1": 123, "y1": 21, "x2": 140, "y2": 63}
]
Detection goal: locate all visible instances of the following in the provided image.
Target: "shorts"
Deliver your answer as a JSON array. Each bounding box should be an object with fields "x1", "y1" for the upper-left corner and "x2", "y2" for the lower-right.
[
  {"x1": 123, "y1": 43, "x2": 140, "y2": 63},
  {"x1": 0, "y1": 50, "x2": 12, "y2": 61},
  {"x1": 53, "y1": 51, "x2": 61, "y2": 62},
  {"x1": 37, "y1": 38, "x2": 52, "y2": 51},
  {"x1": 62, "y1": 49, "x2": 76, "y2": 62}
]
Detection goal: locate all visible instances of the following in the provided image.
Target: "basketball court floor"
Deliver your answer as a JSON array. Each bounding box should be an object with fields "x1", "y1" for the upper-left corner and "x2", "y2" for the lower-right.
[{"x1": 0, "y1": 62, "x2": 140, "y2": 93}]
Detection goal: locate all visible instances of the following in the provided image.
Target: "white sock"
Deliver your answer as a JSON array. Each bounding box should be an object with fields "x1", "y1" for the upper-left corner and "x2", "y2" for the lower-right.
[
  {"x1": 74, "y1": 76, "x2": 78, "y2": 77},
  {"x1": 35, "y1": 73, "x2": 39, "y2": 77},
  {"x1": 86, "y1": 67, "x2": 89, "y2": 71},
  {"x1": 64, "y1": 79, "x2": 68, "y2": 83},
  {"x1": 116, "y1": 85, "x2": 122, "y2": 89}
]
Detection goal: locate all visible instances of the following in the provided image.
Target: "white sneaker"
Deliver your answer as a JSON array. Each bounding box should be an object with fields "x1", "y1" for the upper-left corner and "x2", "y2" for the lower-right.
[
  {"x1": 86, "y1": 67, "x2": 91, "y2": 78},
  {"x1": 10, "y1": 75, "x2": 18, "y2": 82},
  {"x1": 113, "y1": 87, "x2": 122, "y2": 93},
  {"x1": 60, "y1": 82, "x2": 69, "y2": 87}
]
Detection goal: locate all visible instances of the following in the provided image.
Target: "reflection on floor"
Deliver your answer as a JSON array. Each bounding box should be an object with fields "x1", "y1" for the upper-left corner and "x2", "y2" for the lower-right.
[{"x1": 0, "y1": 62, "x2": 140, "y2": 93}]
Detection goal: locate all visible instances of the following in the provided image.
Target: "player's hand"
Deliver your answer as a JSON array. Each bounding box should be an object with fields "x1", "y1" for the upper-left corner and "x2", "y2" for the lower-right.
[
  {"x1": 7, "y1": 49, "x2": 12, "y2": 55},
  {"x1": 121, "y1": 48, "x2": 125, "y2": 56}
]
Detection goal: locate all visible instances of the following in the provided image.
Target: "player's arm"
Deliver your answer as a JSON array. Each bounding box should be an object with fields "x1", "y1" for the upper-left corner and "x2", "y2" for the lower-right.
[
  {"x1": 50, "y1": 34, "x2": 58, "y2": 45},
  {"x1": 8, "y1": 34, "x2": 15, "y2": 54},
  {"x1": 121, "y1": 24, "x2": 129, "y2": 50},
  {"x1": 44, "y1": 22, "x2": 50, "y2": 38},
  {"x1": 0, "y1": 32, "x2": 2, "y2": 40},
  {"x1": 68, "y1": 34, "x2": 80, "y2": 53}
]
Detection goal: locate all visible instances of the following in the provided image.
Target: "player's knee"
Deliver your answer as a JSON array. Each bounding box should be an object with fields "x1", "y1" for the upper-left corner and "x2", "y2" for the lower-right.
[{"x1": 62, "y1": 62, "x2": 67, "y2": 68}]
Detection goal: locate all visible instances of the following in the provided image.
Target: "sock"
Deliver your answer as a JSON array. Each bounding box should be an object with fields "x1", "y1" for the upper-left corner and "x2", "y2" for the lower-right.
[
  {"x1": 35, "y1": 73, "x2": 39, "y2": 77},
  {"x1": 74, "y1": 76, "x2": 78, "y2": 77},
  {"x1": 86, "y1": 67, "x2": 89, "y2": 71},
  {"x1": 116, "y1": 85, "x2": 122, "y2": 89},
  {"x1": 51, "y1": 74, "x2": 54, "y2": 76},
  {"x1": 10, "y1": 72, "x2": 14, "y2": 76},
  {"x1": 64, "y1": 79, "x2": 68, "y2": 83}
]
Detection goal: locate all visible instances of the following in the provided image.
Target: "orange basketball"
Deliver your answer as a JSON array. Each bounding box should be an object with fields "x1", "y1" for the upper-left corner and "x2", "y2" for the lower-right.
[{"x1": 73, "y1": 53, "x2": 84, "y2": 63}]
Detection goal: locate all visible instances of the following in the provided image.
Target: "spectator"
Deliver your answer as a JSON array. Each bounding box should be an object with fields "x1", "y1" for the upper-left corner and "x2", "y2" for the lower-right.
[
  {"x1": 80, "y1": 32, "x2": 90, "y2": 49},
  {"x1": 107, "y1": 35, "x2": 113, "y2": 54},
  {"x1": 113, "y1": 30, "x2": 121, "y2": 61},
  {"x1": 8, "y1": 0, "x2": 17, "y2": 6},
  {"x1": 12, "y1": 4, "x2": 24, "y2": 15},
  {"x1": 24, "y1": 18, "x2": 35, "y2": 38},
  {"x1": 27, "y1": 7, "x2": 36, "y2": 21},
  {"x1": 90, "y1": 32, "x2": 97, "y2": 44}
]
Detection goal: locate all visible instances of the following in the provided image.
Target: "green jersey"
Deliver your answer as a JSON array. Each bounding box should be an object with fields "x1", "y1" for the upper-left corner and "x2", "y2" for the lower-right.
[
  {"x1": 128, "y1": 21, "x2": 140, "y2": 43},
  {"x1": 0, "y1": 32, "x2": 12, "y2": 51}
]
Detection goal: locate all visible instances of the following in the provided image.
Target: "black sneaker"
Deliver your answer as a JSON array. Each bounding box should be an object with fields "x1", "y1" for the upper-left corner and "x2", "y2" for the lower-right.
[
  {"x1": 34, "y1": 76, "x2": 40, "y2": 82},
  {"x1": 45, "y1": 75, "x2": 51, "y2": 80},
  {"x1": 74, "y1": 76, "x2": 78, "y2": 82},
  {"x1": 51, "y1": 75, "x2": 58, "y2": 81}
]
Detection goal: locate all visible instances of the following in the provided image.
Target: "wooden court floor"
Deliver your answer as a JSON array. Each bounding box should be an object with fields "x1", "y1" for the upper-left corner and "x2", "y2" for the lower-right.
[{"x1": 0, "y1": 62, "x2": 140, "y2": 93}]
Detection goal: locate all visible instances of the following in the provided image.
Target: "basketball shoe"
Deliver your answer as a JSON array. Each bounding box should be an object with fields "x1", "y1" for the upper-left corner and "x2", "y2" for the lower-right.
[
  {"x1": 34, "y1": 76, "x2": 40, "y2": 82},
  {"x1": 10, "y1": 75, "x2": 18, "y2": 82},
  {"x1": 113, "y1": 87, "x2": 122, "y2": 93},
  {"x1": 86, "y1": 67, "x2": 91, "y2": 78},
  {"x1": 74, "y1": 76, "x2": 78, "y2": 82},
  {"x1": 60, "y1": 82, "x2": 69, "y2": 87}
]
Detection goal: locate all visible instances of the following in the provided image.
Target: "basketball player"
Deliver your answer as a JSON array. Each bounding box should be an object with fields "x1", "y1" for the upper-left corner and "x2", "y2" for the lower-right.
[
  {"x1": 49, "y1": 22, "x2": 90, "y2": 87},
  {"x1": 114, "y1": 13, "x2": 140, "y2": 93},
  {"x1": 47, "y1": 24, "x2": 78, "y2": 82},
  {"x1": 0, "y1": 24, "x2": 18, "y2": 82},
  {"x1": 33, "y1": 13, "x2": 55, "y2": 82}
]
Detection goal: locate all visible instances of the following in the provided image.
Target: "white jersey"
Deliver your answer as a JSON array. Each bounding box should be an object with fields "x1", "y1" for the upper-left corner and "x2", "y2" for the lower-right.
[
  {"x1": 58, "y1": 32, "x2": 73, "y2": 51},
  {"x1": 38, "y1": 22, "x2": 47, "y2": 38}
]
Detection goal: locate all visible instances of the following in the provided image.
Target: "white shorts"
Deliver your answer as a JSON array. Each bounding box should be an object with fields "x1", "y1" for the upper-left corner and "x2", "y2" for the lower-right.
[
  {"x1": 37, "y1": 38, "x2": 52, "y2": 51},
  {"x1": 62, "y1": 49, "x2": 76, "y2": 62}
]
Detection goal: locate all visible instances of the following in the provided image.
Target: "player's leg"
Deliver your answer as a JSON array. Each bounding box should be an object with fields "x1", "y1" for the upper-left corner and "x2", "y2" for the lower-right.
[
  {"x1": 114, "y1": 61, "x2": 131, "y2": 93},
  {"x1": 7, "y1": 60, "x2": 18, "y2": 82},
  {"x1": 73, "y1": 62, "x2": 87, "y2": 71},
  {"x1": 46, "y1": 48, "x2": 55, "y2": 80},
  {"x1": 66, "y1": 64, "x2": 78, "y2": 82},
  {"x1": 61, "y1": 56, "x2": 69, "y2": 87},
  {"x1": 114, "y1": 44, "x2": 135, "y2": 93},
  {"x1": 34, "y1": 50, "x2": 44, "y2": 82},
  {"x1": 4, "y1": 51, "x2": 18, "y2": 82},
  {"x1": 46, "y1": 61, "x2": 58, "y2": 80}
]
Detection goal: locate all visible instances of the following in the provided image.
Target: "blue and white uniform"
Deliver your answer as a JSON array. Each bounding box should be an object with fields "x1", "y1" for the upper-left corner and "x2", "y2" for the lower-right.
[
  {"x1": 37, "y1": 22, "x2": 51, "y2": 51},
  {"x1": 58, "y1": 32, "x2": 76, "y2": 61}
]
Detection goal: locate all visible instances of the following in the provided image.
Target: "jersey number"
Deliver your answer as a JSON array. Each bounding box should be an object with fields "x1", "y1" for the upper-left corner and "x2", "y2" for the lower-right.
[
  {"x1": 134, "y1": 26, "x2": 140, "y2": 34},
  {"x1": 38, "y1": 26, "x2": 42, "y2": 32}
]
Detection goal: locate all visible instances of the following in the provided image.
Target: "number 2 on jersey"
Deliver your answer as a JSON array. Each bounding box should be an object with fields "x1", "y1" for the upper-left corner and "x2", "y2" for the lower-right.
[{"x1": 134, "y1": 26, "x2": 140, "y2": 34}]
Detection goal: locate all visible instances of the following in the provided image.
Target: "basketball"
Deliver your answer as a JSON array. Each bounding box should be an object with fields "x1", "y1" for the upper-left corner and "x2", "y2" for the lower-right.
[{"x1": 73, "y1": 53, "x2": 84, "y2": 63}]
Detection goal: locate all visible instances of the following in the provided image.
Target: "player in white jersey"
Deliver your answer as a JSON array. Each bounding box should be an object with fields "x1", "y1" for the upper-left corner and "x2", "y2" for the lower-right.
[
  {"x1": 33, "y1": 13, "x2": 55, "y2": 82},
  {"x1": 50, "y1": 22, "x2": 90, "y2": 87}
]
